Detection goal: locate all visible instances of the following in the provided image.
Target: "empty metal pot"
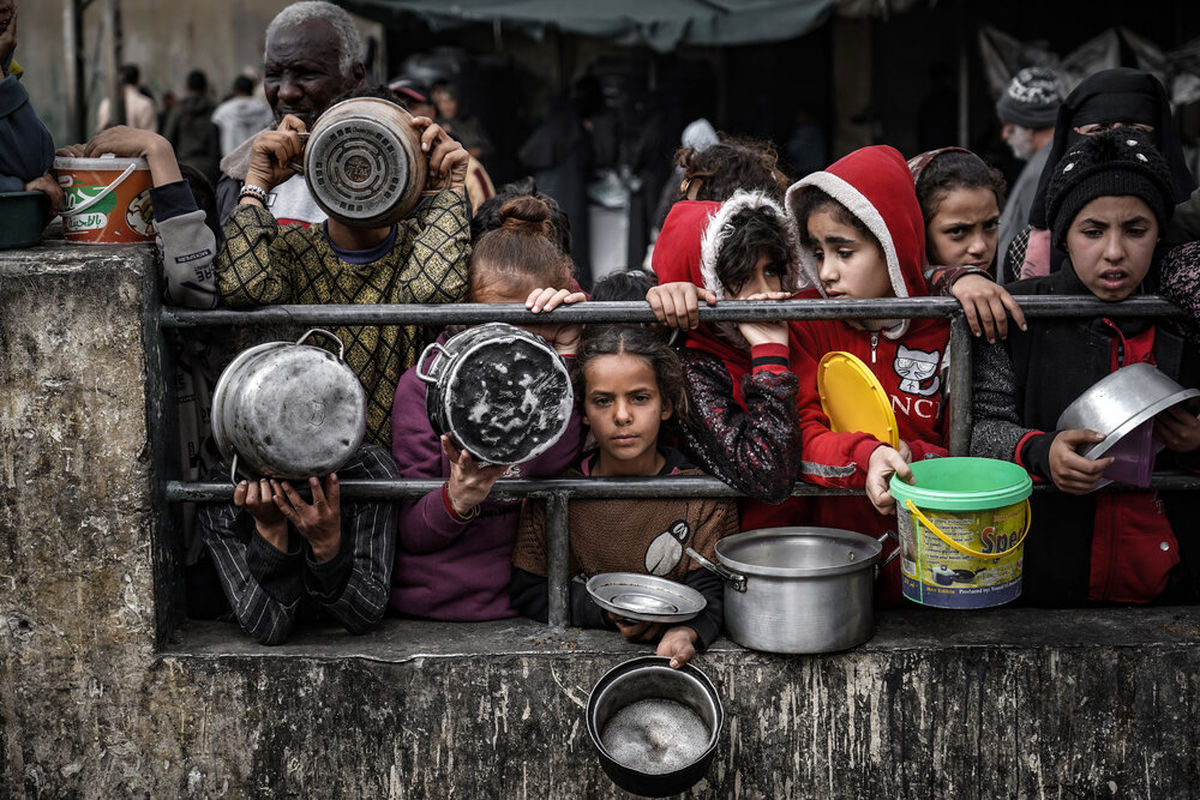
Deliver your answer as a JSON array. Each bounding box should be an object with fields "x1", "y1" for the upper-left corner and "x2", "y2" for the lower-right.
[
  {"x1": 416, "y1": 323, "x2": 573, "y2": 465},
  {"x1": 211, "y1": 329, "x2": 367, "y2": 480},
  {"x1": 1056, "y1": 362, "x2": 1200, "y2": 459},
  {"x1": 586, "y1": 657, "x2": 723, "y2": 798},
  {"x1": 304, "y1": 97, "x2": 427, "y2": 228},
  {"x1": 689, "y1": 527, "x2": 888, "y2": 654}
]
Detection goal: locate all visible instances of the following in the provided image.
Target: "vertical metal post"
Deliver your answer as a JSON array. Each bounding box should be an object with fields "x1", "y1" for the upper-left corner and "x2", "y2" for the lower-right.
[
  {"x1": 948, "y1": 312, "x2": 974, "y2": 456},
  {"x1": 546, "y1": 492, "x2": 570, "y2": 629},
  {"x1": 103, "y1": 0, "x2": 124, "y2": 127},
  {"x1": 63, "y1": 0, "x2": 87, "y2": 143},
  {"x1": 956, "y1": 0, "x2": 969, "y2": 147}
]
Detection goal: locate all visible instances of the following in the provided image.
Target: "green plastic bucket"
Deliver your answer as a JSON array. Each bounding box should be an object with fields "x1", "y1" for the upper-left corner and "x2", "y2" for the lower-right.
[{"x1": 889, "y1": 457, "x2": 1032, "y2": 608}]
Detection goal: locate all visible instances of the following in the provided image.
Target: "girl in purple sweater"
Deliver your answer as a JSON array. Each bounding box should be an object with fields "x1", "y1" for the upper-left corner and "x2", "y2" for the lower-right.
[{"x1": 390, "y1": 196, "x2": 586, "y2": 620}]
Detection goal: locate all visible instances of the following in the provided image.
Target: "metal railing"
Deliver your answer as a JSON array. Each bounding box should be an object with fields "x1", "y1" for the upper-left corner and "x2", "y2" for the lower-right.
[{"x1": 157, "y1": 295, "x2": 1188, "y2": 627}]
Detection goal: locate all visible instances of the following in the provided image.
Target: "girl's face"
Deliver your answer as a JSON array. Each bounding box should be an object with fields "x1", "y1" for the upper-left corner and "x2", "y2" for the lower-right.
[
  {"x1": 925, "y1": 186, "x2": 1000, "y2": 271},
  {"x1": 1064, "y1": 195, "x2": 1158, "y2": 302},
  {"x1": 583, "y1": 353, "x2": 671, "y2": 477},
  {"x1": 806, "y1": 210, "x2": 892, "y2": 300},
  {"x1": 727, "y1": 251, "x2": 786, "y2": 300}
]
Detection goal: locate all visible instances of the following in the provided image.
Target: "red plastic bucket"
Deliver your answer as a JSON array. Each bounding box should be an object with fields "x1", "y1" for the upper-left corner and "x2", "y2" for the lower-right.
[{"x1": 54, "y1": 156, "x2": 155, "y2": 244}]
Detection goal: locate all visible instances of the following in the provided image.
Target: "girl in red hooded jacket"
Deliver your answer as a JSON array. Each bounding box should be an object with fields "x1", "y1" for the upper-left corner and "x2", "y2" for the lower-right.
[
  {"x1": 784, "y1": 145, "x2": 951, "y2": 605},
  {"x1": 647, "y1": 190, "x2": 806, "y2": 509}
]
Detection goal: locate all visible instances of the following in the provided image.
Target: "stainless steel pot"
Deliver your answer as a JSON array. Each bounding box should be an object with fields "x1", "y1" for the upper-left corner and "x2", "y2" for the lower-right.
[
  {"x1": 416, "y1": 323, "x2": 573, "y2": 465},
  {"x1": 586, "y1": 656, "x2": 723, "y2": 798},
  {"x1": 688, "y1": 527, "x2": 894, "y2": 654},
  {"x1": 304, "y1": 97, "x2": 427, "y2": 228},
  {"x1": 211, "y1": 329, "x2": 367, "y2": 480}
]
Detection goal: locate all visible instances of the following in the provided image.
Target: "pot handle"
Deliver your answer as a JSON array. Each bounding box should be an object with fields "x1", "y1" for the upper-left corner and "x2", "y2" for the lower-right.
[
  {"x1": 686, "y1": 546, "x2": 747, "y2": 593},
  {"x1": 295, "y1": 328, "x2": 346, "y2": 362},
  {"x1": 877, "y1": 531, "x2": 901, "y2": 568},
  {"x1": 229, "y1": 453, "x2": 240, "y2": 486},
  {"x1": 415, "y1": 341, "x2": 449, "y2": 384}
]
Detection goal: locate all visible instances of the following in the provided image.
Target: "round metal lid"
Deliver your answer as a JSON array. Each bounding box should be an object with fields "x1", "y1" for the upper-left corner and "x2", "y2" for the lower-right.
[{"x1": 586, "y1": 573, "x2": 707, "y2": 623}]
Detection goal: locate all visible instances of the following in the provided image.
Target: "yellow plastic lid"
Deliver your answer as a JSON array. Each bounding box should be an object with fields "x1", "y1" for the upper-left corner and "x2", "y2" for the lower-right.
[{"x1": 817, "y1": 351, "x2": 899, "y2": 447}]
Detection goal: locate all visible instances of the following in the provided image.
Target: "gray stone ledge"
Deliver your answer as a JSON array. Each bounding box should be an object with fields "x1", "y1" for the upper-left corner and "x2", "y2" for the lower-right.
[{"x1": 164, "y1": 606, "x2": 1200, "y2": 662}]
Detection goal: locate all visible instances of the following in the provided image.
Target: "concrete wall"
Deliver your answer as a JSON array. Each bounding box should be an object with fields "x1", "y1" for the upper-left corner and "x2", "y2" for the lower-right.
[{"x1": 3, "y1": 241, "x2": 1200, "y2": 798}]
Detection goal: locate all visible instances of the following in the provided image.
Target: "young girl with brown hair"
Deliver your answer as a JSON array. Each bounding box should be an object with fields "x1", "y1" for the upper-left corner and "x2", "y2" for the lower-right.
[{"x1": 390, "y1": 195, "x2": 586, "y2": 621}]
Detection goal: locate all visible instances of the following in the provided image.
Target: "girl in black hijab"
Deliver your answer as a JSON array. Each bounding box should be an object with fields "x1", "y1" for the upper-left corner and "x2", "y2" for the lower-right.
[{"x1": 1017, "y1": 68, "x2": 1197, "y2": 278}]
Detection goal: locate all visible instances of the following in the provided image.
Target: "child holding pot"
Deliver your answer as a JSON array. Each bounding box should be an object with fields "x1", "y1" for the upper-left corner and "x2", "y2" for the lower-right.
[
  {"x1": 971, "y1": 129, "x2": 1200, "y2": 606},
  {"x1": 389, "y1": 195, "x2": 586, "y2": 622}
]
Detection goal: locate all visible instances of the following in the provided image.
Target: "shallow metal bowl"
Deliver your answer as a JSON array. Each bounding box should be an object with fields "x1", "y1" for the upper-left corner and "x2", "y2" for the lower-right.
[
  {"x1": 586, "y1": 573, "x2": 706, "y2": 624},
  {"x1": 1056, "y1": 363, "x2": 1200, "y2": 459}
]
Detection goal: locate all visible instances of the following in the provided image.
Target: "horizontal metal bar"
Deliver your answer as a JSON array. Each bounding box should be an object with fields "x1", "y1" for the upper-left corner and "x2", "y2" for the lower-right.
[
  {"x1": 158, "y1": 296, "x2": 1184, "y2": 328},
  {"x1": 166, "y1": 472, "x2": 1200, "y2": 503}
]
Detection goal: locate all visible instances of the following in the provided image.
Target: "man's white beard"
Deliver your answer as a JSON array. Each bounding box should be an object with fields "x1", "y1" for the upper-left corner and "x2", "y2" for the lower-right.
[{"x1": 1006, "y1": 126, "x2": 1036, "y2": 161}]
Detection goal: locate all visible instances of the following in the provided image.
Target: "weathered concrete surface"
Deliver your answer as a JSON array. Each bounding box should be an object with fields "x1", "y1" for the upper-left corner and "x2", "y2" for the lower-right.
[{"x1": 3, "y1": 242, "x2": 1200, "y2": 799}]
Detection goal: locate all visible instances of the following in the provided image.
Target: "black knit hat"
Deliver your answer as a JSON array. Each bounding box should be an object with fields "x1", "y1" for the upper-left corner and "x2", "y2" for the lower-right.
[
  {"x1": 995, "y1": 67, "x2": 1062, "y2": 129},
  {"x1": 1045, "y1": 129, "x2": 1175, "y2": 247}
]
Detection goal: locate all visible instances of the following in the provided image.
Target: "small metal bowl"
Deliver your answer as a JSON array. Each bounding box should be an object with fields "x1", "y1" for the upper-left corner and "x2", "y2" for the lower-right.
[
  {"x1": 1056, "y1": 363, "x2": 1200, "y2": 459},
  {"x1": 586, "y1": 573, "x2": 706, "y2": 624}
]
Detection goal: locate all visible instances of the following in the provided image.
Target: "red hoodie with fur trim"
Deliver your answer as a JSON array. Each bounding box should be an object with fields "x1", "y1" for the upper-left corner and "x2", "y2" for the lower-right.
[{"x1": 778, "y1": 146, "x2": 951, "y2": 601}]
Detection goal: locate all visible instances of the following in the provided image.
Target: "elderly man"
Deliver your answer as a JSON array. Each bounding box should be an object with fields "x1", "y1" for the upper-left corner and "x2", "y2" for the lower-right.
[
  {"x1": 995, "y1": 67, "x2": 1062, "y2": 282},
  {"x1": 215, "y1": 0, "x2": 365, "y2": 225}
]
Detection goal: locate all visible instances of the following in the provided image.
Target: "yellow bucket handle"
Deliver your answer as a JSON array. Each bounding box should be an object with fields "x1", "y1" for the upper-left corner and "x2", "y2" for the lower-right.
[{"x1": 903, "y1": 498, "x2": 1031, "y2": 560}]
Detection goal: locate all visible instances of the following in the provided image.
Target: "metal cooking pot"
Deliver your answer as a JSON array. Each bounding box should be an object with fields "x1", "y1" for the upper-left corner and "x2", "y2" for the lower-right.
[
  {"x1": 688, "y1": 527, "x2": 895, "y2": 654},
  {"x1": 211, "y1": 329, "x2": 367, "y2": 480},
  {"x1": 1056, "y1": 362, "x2": 1200, "y2": 459},
  {"x1": 417, "y1": 323, "x2": 573, "y2": 465},
  {"x1": 304, "y1": 97, "x2": 427, "y2": 228},
  {"x1": 586, "y1": 657, "x2": 723, "y2": 798}
]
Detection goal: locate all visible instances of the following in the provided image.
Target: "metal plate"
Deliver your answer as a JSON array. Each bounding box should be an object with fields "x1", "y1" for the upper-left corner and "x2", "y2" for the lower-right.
[{"x1": 587, "y1": 573, "x2": 707, "y2": 623}]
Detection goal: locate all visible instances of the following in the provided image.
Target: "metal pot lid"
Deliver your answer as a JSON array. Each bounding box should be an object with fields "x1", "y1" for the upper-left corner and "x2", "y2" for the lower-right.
[
  {"x1": 586, "y1": 573, "x2": 706, "y2": 623},
  {"x1": 715, "y1": 527, "x2": 882, "y2": 578}
]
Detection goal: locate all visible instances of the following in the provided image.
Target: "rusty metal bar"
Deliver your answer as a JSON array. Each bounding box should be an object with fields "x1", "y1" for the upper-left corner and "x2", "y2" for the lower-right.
[
  {"x1": 545, "y1": 493, "x2": 570, "y2": 629},
  {"x1": 159, "y1": 296, "x2": 1184, "y2": 329},
  {"x1": 948, "y1": 312, "x2": 973, "y2": 456}
]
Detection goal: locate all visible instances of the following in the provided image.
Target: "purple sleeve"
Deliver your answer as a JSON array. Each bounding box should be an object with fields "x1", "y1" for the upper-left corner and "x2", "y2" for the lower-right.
[{"x1": 391, "y1": 363, "x2": 469, "y2": 553}]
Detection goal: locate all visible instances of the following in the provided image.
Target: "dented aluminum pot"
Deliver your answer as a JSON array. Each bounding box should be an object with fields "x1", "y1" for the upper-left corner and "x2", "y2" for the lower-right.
[
  {"x1": 416, "y1": 323, "x2": 573, "y2": 466},
  {"x1": 304, "y1": 97, "x2": 427, "y2": 228},
  {"x1": 688, "y1": 527, "x2": 895, "y2": 654},
  {"x1": 211, "y1": 329, "x2": 367, "y2": 480}
]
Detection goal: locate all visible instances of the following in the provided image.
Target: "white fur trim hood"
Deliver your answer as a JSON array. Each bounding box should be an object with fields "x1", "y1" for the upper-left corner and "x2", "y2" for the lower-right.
[{"x1": 697, "y1": 189, "x2": 804, "y2": 300}]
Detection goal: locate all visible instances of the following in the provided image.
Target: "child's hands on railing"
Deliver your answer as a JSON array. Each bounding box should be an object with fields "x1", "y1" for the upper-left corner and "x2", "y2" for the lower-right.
[
  {"x1": 647, "y1": 281, "x2": 717, "y2": 330},
  {"x1": 524, "y1": 287, "x2": 587, "y2": 356},
  {"x1": 735, "y1": 290, "x2": 792, "y2": 347},
  {"x1": 1049, "y1": 429, "x2": 1112, "y2": 494},
  {"x1": 949, "y1": 274, "x2": 1028, "y2": 343}
]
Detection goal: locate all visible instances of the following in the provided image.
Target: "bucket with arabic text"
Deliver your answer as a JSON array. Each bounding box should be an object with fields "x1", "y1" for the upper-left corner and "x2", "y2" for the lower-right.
[
  {"x1": 890, "y1": 457, "x2": 1032, "y2": 609},
  {"x1": 54, "y1": 156, "x2": 156, "y2": 244}
]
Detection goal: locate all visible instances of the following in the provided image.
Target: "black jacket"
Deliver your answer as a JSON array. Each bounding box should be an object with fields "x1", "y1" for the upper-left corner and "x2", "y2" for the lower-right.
[{"x1": 971, "y1": 265, "x2": 1200, "y2": 606}]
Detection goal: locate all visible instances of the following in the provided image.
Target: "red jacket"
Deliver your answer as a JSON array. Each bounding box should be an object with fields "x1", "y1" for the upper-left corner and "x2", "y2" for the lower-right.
[{"x1": 776, "y1": 145, "x2": 951, "y2": 603}]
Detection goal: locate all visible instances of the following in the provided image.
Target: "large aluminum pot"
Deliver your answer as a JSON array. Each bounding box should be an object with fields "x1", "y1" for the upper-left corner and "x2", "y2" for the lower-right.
[
  {"x1": 417, "y1": 323, "x2": 573, "y2": 465},
  {"x1": 211, "y1": 329, "x2": 367, "y2": 480},
  {"x1": 304, "y1": 97, "x2": 427, "y2": 228},
  {"x1": 689, "y1": 527, "x2": 892, "y2": 654},
  {"x1": 586, "y1": 656, "x2": 723, "y2": 798},
  {"x1": 1056, "y1": 362, "x2": 1200, "y2": 459}
]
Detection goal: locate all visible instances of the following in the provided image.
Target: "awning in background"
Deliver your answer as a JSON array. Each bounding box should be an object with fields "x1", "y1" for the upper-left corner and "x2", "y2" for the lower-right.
[{"x1": 338, "y1": 0, "x2": 838, "y2": 51}]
